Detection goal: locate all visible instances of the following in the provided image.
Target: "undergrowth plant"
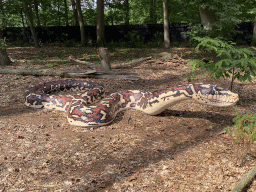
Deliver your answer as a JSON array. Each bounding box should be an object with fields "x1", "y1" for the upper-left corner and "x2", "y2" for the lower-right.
[
  {"x1": 186, "y1": 71, "x2": 197, "y2": 82},
  {"x1": 0, "y1": 37, "x2": 7, "y2": 49},
  {"x1": 224, "y1": 109, "x2": 256, "y2": 163},
  {"x1": 189, "y1": 37, "x2": 256, "y2": 90},
  {"x1": 225, "y1": 109, "x2": 256, "y2": 144}
]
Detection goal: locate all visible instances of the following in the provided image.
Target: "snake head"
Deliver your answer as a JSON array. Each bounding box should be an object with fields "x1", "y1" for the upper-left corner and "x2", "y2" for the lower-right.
[{"x1": 192, "y1": 84, "x2": 239, "y2": 107}]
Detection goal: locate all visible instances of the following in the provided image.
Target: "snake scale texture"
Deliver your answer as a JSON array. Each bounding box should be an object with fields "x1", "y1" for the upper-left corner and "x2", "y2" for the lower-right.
[{"x1": 24, "y1": 79, "x2": 239, "y2": 127}]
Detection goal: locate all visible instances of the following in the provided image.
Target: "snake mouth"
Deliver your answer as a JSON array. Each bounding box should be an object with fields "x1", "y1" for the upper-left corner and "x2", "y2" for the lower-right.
[{"x1": 196, "y1": 93, "x2": 239, "y2": 107}]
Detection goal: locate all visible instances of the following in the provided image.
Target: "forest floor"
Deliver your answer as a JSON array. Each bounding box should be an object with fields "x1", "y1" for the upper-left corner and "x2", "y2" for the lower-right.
[{"x1": 0, "y1": 45, "x2": 256, "y2": 192}]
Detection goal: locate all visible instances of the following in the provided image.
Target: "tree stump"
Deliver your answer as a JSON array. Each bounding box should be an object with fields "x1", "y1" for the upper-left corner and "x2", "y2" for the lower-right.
[
  {"x1": 99, "y1": 47, "x2": 111, "y2": 71},
  {"x1": 0, "y1": 48, "x2": 11, "y2": 66}
]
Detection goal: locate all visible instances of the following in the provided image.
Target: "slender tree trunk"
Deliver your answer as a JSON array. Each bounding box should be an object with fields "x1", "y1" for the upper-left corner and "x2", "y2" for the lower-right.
[
  {"x1": 76, "y1": 0, "x2": 86, "y2": 45},
  {"x1": 20, "y1": 9, "x2": 25, "y2": 27},
  {"x1": 0, "y1": 0, "x2": 4, "y2": 29},
  {"x1": 71, "y1": 0, "x2": 79, "y2": 26},
  {"x1": 64, "y1": 0, "x2": 69, "y2": 26},
  {"x1": 97, "y1": 0, "x2": 105, "y2": 47},
  {"x1": 57, "y1": 0, "x2": 60, "y2": 26},
  {"x1": 124, "y1": 0, "x2": 129, "y2": 25},
  {"x1": 199, "y1": 7, "x2": 216, "y2": 30},
  {"x1": 0, "y1": 0, "x2": 14, "y2": 65},
  {"x1": 252, "y1": 21, "x2": 256, "y2": 45},
  {"x1": 0, "y1": 21, "x2": 11, "y2": 65},
  {"x1": 23, "y1": 0, "x2": 40, "y2": 48},
  {"x1": 163, "y1": 0, "x2": 170, "y2": 48},
  {"x1": 34, "y1": 0, "x2": 40, "y2": 27}
]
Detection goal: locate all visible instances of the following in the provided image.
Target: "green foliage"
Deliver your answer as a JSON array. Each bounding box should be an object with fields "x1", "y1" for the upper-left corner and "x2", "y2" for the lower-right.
[
  {"x1": 0, "y1": 37, "x2": 8, "y2": 49},
  {"x1": 63, "y1": 39, "x2": 75, "y2": 47},
  {"x1": 108, "y1": 31, "x2": 167, "y2": 48},
  {"x1": 83, "y1": 8, "x2": 97, "y2": 25},
  {"x1": 105, "y1": 2, "x2": 128, "y2": 25},
  {"x1": 182, "y1": 24, "x2": 204, "y2": 46},
  {"x1": 186, "y1": 71, "x2": 197, "y2": 82},
  {"x1": 147, "y1": 32, "x2": 164, "y2": 47},
  {"x1": 46, "y1": 62, "x2": 58, "y2": 69},
  {"x1": 185, "y1": 0, "x2": 249, "y2": 42},
  {"x1": 129, "y1": 0, "x2": 200, "y2": 24},
  {"x1": 124, "y1": 31, "x2": 145, "y2": 48},
  {"x1": 189, "y1": 37, "x2": 256, "y2": 85},
  {"x1": 107, "y1": 31, "x2": 145, "y2": 48},
  {"x1": 224, "y1": 109, "x2": 256, "y2": 144},
  {"x1": 183, "y1": 21, "x2": 239, "y2": 45}
]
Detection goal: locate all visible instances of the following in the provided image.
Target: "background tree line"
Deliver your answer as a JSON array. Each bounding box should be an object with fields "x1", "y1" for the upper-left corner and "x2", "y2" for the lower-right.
[
  {"x1": 1, "y1": 0, "x2": 201, "y2": 27},
  {"x1": 1, "y1": 0, "x2": 256, "y2": 49}
]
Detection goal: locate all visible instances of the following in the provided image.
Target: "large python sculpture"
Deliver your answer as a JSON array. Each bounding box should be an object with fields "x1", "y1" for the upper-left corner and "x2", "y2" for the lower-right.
[{"x1": 24, "y1": 79, "x2": 239, "y2": 127}]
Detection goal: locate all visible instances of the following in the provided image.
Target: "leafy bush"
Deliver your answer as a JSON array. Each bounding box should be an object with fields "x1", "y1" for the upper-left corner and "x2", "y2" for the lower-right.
[
  {"x1": 124, "y1": 31, "x2": 145, "y2": 48},
  {"x1": 63, "y1": 39, "x2": 75, "y2": 47},
  {"x1": 183, "y1": 19, "x2": 241, "y2": 46},
  {"x1": 225, "y1": 109, "x2": 256, "y2": 144},
  {"x1": 189, "y1": 37, "x2": 256, "y2": 89},
  {"x1": 224, "y1": 109, "x2": 256, "y2": 164},
  {"x1": 0, "y1": 37, "x2": 8, "y2": 49},
  {"x1": 147, "y1": 32, "x2": 164, "y2": 48},
  {"x1": 106, "y1": 31, "x2": 145, "y2": 48},
  {"x1": 182, "y1": 24, "x2": 205, "y2": 46}
]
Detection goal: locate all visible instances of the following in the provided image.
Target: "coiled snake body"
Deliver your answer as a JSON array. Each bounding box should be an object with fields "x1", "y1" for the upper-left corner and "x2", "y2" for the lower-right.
[{"x1": 24, "y1": 79, "x2": 239, "y2": 127}]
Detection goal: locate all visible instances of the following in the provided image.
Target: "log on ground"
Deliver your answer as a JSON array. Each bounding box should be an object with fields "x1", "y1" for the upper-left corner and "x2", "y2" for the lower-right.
[{"x1": 0, "y1": 68, "x2": 139, "y2": 81}]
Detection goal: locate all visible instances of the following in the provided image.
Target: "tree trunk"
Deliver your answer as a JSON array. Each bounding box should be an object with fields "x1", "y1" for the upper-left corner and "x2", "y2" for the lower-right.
[
  {"x1": 76, "y1": 0, "x2": 86, "y2": 45},
  {"x1": 71, "y1": 0, "x2": 79, "y2": 26},
  {"x1": 64, "y1": 0, "x2": 69, "y2": 26},
  {"x1": 57, "y1": 0, "x2": 60, "y2": 26},
  {"x1": 199, "y1": 7, "x2": 217, "y2": 30},
  {"x1": 33, "y1": 0, "x2": 40, "y2": 27},
  {"x1": 0, "y1": 0, "x2": 4, "y2": 29},
  {"x1": 99, "y1": 47, "x2": 111, "y2": 71},
  {"x1": 23, "y1": 0, "x2": 40, "y2": 48},
  {"x1": 97, "y1": 0, "x2": 105, "y2": 47},
  {"x1": 0, "y1": 0, "x2": 11, "y2": 66},
  {"x1": 20, "y1": 9, "x2": 26, "y2": 27},
  {"x1": 163, "y1": 0, "x2": 170, "y2": 48},
  {"x1": 252, "y1": 21, "x2": 256, "y2": 45}
]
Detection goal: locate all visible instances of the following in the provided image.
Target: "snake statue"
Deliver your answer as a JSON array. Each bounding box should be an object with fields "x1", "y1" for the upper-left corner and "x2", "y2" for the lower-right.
[{"x1": 24, "y1": 79, "x2": 239, "y2": 127}]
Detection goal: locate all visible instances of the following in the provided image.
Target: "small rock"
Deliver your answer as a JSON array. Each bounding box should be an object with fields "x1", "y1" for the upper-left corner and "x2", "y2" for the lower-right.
[
  {"x1": 165, "y1": 181, "x2": 174, "y2": 187},
  {"x1": 163, "y1": 165, "x2": 169, "y2": 170},
  {"x1": 180, "y1": 184, "x2": 185, "y2": 190},
  {"x1": 129, "y1": 175, "x2": 137, "y2": 181},
  {"x1": 205, "y1": 153, "x2": 211, "y2": 158},
  {"x1": 64, "y1": 180, "x2": 72, "y2": 185},
  {"x1": 222, "y1": 158, "x2": 229, "y2": 163}
]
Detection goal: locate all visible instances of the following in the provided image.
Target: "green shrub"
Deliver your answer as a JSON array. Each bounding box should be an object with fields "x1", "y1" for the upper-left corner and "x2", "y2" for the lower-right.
[
  {"x1": 124, "y1": 31, "x2": 145, "y2": 48},
  {"x1": 182, "y1": 24, "x2": 205, "y2": 47},
  {"x1": 225, "y1": 109, "x2": 256, "y2": 144},
  {"x1": 224, "y1": 109, "x2": 256, "y2": 164},
  {"x1": 147, "y1": 32, "x2": 164, "y2": 48},
  {"x1": 189, "y1": 37, "x2": 256, "y2": 90},
  {"x1": 0, "y1": 37, "x2": 8, "y2": 49}
]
